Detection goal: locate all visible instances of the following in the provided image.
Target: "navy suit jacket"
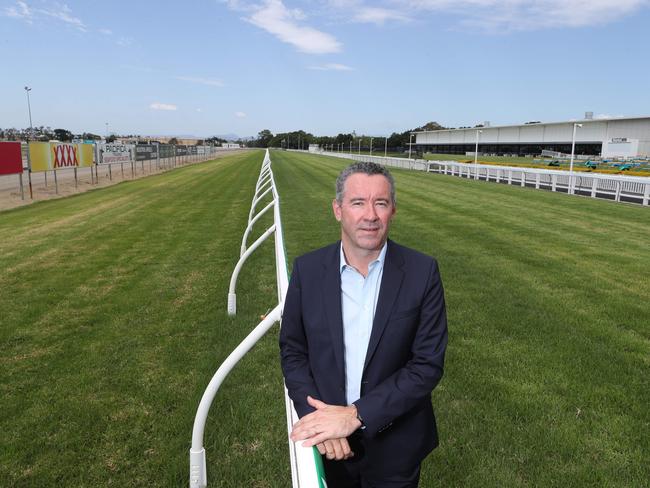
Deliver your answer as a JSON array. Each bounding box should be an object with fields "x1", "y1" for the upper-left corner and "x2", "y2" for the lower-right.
[{"x1": 279, "y1": 239, "x2": 448, "y2": 474}]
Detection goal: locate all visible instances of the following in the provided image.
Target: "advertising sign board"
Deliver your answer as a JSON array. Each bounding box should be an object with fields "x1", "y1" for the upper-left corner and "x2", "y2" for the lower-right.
[
  {"x1": 159, "y1": 145, "x2": 174, "y2": 158},
  {"x1": 29, "y1": 142, "x2": 94, "y2": 172},
  {"x1": 0, "y1": 142, "x2": 24, "y2": 175},
  {"x1": 135, "y1": 144, "x2": 159, "y2": 161},
  {"x1": 98, "y1": 143, "x2": 135, "y2": 164},
  {"x1": 175, "y1": 145, "x2": 189, "y2": 156}
]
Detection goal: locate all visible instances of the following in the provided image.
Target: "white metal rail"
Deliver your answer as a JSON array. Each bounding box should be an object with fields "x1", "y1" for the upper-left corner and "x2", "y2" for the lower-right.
[
  {"x1": 189, "y1": 150, "x2": 324, "y2": 488},
  {"x1": 313, "y1": 150, "x2": 650, "y2": 206}
]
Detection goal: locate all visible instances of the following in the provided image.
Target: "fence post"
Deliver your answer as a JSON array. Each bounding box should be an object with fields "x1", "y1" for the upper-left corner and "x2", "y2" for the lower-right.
[{"x1": 591, "y1": 178, "x2": 598, "y2": 198}]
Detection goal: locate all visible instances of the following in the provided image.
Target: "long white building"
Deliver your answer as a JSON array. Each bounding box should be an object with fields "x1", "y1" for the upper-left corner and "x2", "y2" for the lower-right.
[{"x1": 414, "y1": 115, "x2": 650, "y2": 159}]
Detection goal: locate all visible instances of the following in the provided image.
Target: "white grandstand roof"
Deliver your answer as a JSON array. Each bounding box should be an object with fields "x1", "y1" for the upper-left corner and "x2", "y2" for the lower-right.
[{"x1": 413, "y1": 115, "x2": 650, "y2": 134}]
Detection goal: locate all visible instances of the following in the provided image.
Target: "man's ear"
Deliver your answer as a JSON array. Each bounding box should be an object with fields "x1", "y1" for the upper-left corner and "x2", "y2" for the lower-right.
[{"x1": 332, "y1": 199, "x2": 342, "y2": 222}]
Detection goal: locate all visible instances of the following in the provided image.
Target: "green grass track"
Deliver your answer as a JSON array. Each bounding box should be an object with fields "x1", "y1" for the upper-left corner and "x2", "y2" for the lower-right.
[
  {"x1": 0, "y1": 151, "x2": 291, "y2": 487},
  {"x1": 1, "y1": 149, "x2": 648, "y2": 486},
  {"x1": 272, "y1": 150, "x2": 650, "y2": 487}
]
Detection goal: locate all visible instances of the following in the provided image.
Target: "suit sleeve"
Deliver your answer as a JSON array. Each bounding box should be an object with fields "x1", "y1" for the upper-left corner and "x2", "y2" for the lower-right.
[
  {"x1": 354, "y1": 259, "x2": 448, "y2": 438},
  {"x1": 279, "y1": 259, "x2": 319, "y2": 418}
]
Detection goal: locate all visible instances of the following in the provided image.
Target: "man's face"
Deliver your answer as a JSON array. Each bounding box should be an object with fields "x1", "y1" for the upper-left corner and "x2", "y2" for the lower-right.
[{"x1": 333, "y1": 173, "x2": 396, "y2": 254}]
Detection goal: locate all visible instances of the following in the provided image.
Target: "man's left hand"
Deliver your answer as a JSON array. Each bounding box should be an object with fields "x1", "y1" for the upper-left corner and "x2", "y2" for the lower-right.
[{"x1": 291, "y1": 396, "x2": 362, "y2": 447}]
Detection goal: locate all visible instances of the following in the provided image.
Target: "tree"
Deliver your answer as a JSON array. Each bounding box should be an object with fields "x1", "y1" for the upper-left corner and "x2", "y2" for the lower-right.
[
  {"x1": 53, "y1": 128, "x2": 73, "y2": 142},
  {"x1": 256, "y1": 129, "x2": 274, "y2": 148},
  {"x1": 168, "y1": 137, "x2": 179, "y2": 145}
]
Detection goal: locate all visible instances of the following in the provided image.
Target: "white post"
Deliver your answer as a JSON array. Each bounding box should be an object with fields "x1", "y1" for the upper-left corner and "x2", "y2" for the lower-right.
[
  {"x1": 384, "y1": 137, "x2": 388, "y2": 158},
  {"x1": 474, "y1": 129, "x2": 482, "y2": 180},
  {"x1": 569, "y1": 123, "x2": 582, "y2": 195},
  {"x1": 408, "y1": 134, "x2": 414, "y2": 160},
  {"x1": 370, "y1": 137, "x2": 373, "y2": 156}
]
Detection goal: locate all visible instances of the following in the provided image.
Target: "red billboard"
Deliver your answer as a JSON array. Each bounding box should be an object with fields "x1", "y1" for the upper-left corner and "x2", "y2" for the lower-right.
[{"x1": 0, "y1": 142, "x2": 23, "y2": 175}]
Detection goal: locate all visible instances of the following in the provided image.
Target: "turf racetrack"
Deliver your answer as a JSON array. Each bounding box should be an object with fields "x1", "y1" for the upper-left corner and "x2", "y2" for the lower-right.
[{"x1": 1, "y1": 149, "x2": 648, "y2": 486}]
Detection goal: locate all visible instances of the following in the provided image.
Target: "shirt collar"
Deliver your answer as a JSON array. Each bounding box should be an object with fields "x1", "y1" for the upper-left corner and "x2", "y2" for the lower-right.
[{"x1": 339, "y1": 241, "x2": 388, "y2": 274}]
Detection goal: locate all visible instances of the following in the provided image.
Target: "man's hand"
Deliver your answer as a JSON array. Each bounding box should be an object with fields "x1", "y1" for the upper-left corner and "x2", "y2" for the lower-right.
[
  {"x1": 291, "y1": 396, "x2": 362, "y2": 447},
  {"x1": 316, "y1": 438, "x2": 354, "y2": 461}
]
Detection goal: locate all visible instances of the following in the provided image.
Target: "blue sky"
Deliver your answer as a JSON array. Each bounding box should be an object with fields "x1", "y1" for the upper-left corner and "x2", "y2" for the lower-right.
[{"x1": 2, "y1": 0, "x2": 649, "y2": 138}]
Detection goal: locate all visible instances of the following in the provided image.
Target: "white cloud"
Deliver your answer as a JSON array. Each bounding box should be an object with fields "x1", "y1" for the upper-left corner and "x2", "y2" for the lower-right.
[
  {"x1": 41, "y1": 3, "x2": 86, "y2": 31},
  {"x1": 245, "y1": 0, "x2": 342, "y2": 54},
  {"x1": 99, "y1": 28, "x2": 112, "y2": 35},
  {"x1": 176, "y1": 76, "x2": 224, "y2": 87},
  {"x1": 309, "y1": 63, "x2": 354, "y2": 71},
  {"x1": 395, "y1": 0, "x2": 648, "y2": 31},
  {"x1": 3, "y1": 1, "x2": 86, "y2": 31},
  {"x1": 3, "y1": 1, "x2": 32, "y2": 22},
  {"x1": 353, "y1": 7, "x2": 411, "y2": 25},
  {"x1": 150, "y1": 103, "x2": 178, "y2": 111},
  {"x1": 235, "y1": 111, "x2": 247, "y2": 118},
  {"x1": 196, "y1": 108, "x2": 203, "y2": 112}
]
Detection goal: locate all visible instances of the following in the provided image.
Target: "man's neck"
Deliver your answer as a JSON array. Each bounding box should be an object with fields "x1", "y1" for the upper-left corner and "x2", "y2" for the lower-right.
[{"x1": 341, "y1": 241, "x2": 385, "y2": 277}]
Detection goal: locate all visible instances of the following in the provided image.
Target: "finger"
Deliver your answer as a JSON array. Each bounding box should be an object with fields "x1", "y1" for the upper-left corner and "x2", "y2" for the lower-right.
[
  {"x1": 340, "y1": 438, "x2": 352, "y2": 459},
  {"x1": 316, "y1": 443, "x2": 326, "y2": 455},
  {"x1": 332, "y1": 439, "x2": 344, "y2": 460},
  {"x1": 323, "y1": 440, "x2": 334, "y2": 460},
  {"x1": 307, "y1": 396, "x2": 327, "y2": 409},
  {"x1": 301, "y1": 430, "x2": 335, "y2": 448}
]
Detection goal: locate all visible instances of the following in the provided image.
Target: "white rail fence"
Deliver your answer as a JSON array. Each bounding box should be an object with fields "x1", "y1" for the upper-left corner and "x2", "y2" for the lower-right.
[
  {"x1": 190, "y1": 150, "x2": 324, "y2": 488},
  {"x1": 311, "y1": 150, "x2": 650, "y2": 206}
]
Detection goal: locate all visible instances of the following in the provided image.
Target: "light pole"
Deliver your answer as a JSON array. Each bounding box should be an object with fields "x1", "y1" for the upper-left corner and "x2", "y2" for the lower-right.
[
  {"x1": 474, "y1": 129, "x2": 482, "y2": 180},
  {"x1": 105, "y1": 122, "x2": 109, "y2": 140},
  {"x1": 384, "y1": 136, "x2": 388, "y2": 158},
  {"x1": 358, "y1": 139, "x2": 361, "y2": 155},
  {"x1": 24, "y1": 86, "x2": 33, "y2": 136},
  {"x1": 370, "y1": 137, "x2": 374, "y2": 156},
  {"x1": 24, "y1": 86, "x2": 35, "y2": 198},
  {"x1": 408, "y1": 133, "x2": 414, "y2": 160},
  {"x1": 349, "y1": 140, "x2": 352, "y2": 154},
  {"x1": 569, "y1": 123, "x2": 582, "y2": 195}
]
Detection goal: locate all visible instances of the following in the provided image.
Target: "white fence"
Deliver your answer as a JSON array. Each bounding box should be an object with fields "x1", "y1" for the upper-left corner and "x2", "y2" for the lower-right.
[
  {"x1": 190, "y1": 150, "x2": 324, "y2": 488},
  {"x1": 313, "y1": 150, "x2": 650, "y2": 206}
]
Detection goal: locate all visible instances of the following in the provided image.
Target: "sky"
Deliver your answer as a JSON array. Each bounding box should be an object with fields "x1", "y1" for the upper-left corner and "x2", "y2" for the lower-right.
[{"x1": 1, "y1": 0, "x2": 650, "y2": 139}]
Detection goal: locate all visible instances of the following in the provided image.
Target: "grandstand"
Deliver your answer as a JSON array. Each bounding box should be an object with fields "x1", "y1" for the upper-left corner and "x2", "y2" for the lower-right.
[{"x1": 414, "y1": 114, "x2": 650, "y2": 159}]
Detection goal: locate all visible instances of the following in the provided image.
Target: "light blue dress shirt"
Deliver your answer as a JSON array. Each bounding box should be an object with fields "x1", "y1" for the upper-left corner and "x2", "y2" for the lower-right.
[{"x1": 340, "y1": 242, "x2": 387, "y2": 405}]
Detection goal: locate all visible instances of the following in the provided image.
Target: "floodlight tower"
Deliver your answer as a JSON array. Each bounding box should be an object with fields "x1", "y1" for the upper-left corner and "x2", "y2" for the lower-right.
[{"x1": 408, "y1": 133, "x2": 414, "y2": 160}]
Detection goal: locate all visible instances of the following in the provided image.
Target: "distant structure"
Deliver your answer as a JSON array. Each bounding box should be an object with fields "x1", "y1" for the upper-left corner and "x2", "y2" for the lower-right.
[
  {"x1": 308, "y1": 144, "x2": 321, "y2": 153},
  {"x1": 414, "y1": 113, "x2": 650, "y2": 158},
  {"x1": 221, "y1": 142, "x2": 241, "y2": 149}
]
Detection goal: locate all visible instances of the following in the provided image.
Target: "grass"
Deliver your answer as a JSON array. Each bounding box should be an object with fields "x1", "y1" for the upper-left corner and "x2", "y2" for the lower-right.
[
  {"x1": 271, "y1": 150, "x2": 650, "y2": 487},
  {"x1": 0, "y1": 150, "x2": 291, "y2": 487},
  {"x1": 1, "y1": 148, "x2": 648, "y2": 486}
]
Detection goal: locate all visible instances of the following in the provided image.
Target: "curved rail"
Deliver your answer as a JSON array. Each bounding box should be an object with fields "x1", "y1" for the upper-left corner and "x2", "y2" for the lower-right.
[{"x1": 189, "y1": 150, "x2": 324, "y2": 488}]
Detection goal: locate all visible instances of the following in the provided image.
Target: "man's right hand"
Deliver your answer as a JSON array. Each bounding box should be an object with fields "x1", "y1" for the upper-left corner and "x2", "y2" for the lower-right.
[{"x1": 316, "y1": 437, "x2": 354, "y2": 461}]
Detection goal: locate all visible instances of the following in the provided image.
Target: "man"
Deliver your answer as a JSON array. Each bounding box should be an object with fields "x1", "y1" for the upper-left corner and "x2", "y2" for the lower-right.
[{"x1": 280, "y1": 162, "x2": 448, "y2": 487}]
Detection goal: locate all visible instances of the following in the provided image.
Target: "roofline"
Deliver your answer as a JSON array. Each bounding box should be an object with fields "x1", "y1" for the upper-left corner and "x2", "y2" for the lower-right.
[{"x1": 412, "y1": 115, "x2": 650, "y2": 135}]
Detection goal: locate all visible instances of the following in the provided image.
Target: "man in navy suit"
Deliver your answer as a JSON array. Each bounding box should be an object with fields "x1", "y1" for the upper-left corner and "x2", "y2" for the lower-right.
[{"x1": 280, "y1": 161, "x2": 448, "y2": 487}]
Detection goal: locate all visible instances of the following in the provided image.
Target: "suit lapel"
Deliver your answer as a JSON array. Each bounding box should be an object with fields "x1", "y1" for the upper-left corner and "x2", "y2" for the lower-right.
[
  {"x1": 322, "y1": 243, "x2": 346, "y2": 389},
  {"x1": 363, "y1": 241, "x2": 404, "y2": 372}
]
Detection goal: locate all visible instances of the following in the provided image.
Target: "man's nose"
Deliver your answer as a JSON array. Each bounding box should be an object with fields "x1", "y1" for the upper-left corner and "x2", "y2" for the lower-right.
[{"x1": 364, "y1": 205, "x2": 378, "y2": 220}]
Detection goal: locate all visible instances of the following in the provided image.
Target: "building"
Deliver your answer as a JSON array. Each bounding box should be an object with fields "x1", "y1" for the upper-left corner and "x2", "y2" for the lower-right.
[{"x1": 414, "y1": 114, "x2": 650, "y2": 159}]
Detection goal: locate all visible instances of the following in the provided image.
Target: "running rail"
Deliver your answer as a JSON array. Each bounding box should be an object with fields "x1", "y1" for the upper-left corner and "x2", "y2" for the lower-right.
[{"x1": 190, "y1": 150, "x2": 325, "y2": 488}]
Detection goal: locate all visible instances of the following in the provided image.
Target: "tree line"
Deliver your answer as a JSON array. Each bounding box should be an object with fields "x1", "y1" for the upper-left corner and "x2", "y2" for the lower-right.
[
  {"x1": 0, "y1": 127, "x2": 228, "y2": 146},
  {"x1": 246, "y1": 122, "x2": 446, "y2": 152}
]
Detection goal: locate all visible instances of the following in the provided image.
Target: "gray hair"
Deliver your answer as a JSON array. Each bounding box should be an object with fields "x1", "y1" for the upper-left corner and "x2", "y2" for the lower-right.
[{"x1": 335, "y1": 162, "x2": 396, "y2": 204}]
